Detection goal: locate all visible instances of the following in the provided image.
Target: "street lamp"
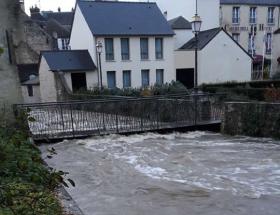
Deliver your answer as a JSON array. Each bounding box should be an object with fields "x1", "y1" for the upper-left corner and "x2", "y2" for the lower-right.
[
  {"x1": 96, "y1": 41, "x2": 103, "y2": 89},
  {"x1": 191, "y1": 14, "x2": 202, "y2": 92},
  {"x1": 191, "y1": 2, "x2": 202, "y2": 125}
]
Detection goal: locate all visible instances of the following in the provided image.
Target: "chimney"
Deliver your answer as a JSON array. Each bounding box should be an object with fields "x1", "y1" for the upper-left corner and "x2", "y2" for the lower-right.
[
  {"x1": 19, "y1": 0, "x2": 25, "y2": 12},
  {"x1": 30, "y1": 5, "x2": 40, "y2": 16},
  {"x1": 163, "y1": 11, "x2": 168, "y2": 20}
]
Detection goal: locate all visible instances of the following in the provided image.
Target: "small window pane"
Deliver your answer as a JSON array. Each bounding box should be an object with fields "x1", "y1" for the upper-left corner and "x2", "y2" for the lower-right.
[
  {"x1": 121, "y1": 38, "x2": 130, "y2": 60},
  {"x1": 105, "y1": 38, "x2": 114, "y2": 61},
  {"x1": 141, "y1": 70, "x2": 149, "y2": 87},
  {"x1": 123, "y1": 70, "x2": 131, "y2": 88},
  {"x1": 107, "y1": 71, "x2": 116, "y2": 88},
  {"x1": 156, "y1": 69, "x2": 164, "y2": 85},
  {"x1": 140, "y1": 38, "x2": 149, "y2": 60},
  {"x1": 155, "y1": 38, "x2": 163, "y2": 59}
]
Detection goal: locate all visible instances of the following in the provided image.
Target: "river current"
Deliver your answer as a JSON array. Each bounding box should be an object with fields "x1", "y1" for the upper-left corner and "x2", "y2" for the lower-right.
[{"x1": 41, "y1": 131, "x2": 280, "y2": 215}]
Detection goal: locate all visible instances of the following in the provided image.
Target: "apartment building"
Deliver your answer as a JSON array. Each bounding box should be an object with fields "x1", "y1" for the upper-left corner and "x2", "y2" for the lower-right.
[{"x1": 220, "y1": 0, "x2": 280, "y2": 77}]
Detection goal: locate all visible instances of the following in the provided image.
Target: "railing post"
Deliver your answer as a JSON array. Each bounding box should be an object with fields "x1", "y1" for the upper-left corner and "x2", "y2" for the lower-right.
[
  {"x1": 156, "y1": 99, "x2": 160, "y2": 129},
  {"x1": 194, "y1": 94, "x2": 198, "y2": 125},
  {"x1": 70, "y1": 104, "x2": 75, "y2": 138},
  {"x1": 60, "y1": 104, "x2": 65, "y2": 131},
  {"x1": 102, "y1": 111, "x2": 106, "y2": 132},
  {"x1": 116, "y1": 113, "x2": 119, "y2": 133}
]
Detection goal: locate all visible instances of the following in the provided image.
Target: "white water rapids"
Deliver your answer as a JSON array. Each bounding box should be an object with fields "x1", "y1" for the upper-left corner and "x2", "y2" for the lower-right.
[{"x1": 41, "y1": 132, "x2": 280, "y2": 215}]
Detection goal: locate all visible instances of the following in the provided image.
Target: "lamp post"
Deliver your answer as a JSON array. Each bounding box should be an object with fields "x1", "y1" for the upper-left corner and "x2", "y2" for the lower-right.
[
  {"x1": 96, "y1": 41, "x2": 103, "y2": 89},
  {"x1": 191, "y1": 1, "x2": 202, "y2": 125},
  {"x1": 191, "y1": 3, "x2": 202, "y2": 93}
]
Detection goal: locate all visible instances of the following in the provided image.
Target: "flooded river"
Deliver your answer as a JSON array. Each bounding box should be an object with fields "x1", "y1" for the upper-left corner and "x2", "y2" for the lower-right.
[{"x1": 41, "y1": 132, "x2": 280, "y2": 215}]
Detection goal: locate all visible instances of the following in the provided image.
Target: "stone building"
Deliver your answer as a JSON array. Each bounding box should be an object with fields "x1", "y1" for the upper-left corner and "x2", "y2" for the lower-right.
[
  {"x1": 0, "y1": 0, "x2": 53, "y2": 111},
  {"x1": 220, "y1": 0, "x2": 280, "y2": 79}
]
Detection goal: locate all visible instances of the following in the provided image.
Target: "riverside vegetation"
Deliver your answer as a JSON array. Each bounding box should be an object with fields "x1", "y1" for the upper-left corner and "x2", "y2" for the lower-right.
[{"x1": 0, "y1": 109, "x2": 74, "y2": 215}]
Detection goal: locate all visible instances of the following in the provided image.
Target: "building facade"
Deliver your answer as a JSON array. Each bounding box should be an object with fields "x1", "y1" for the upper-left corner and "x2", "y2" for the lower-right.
[
  {"x1": 220, "y1": 0, "x2": 280, "y2": 78},
  {"x1": 175, "y1": 28, "x2": 252, "y2": 87},
  {"x1": 154, "y1": 0, "x2": 220, "y2": 30},
  {"x1": 69, "y1": 1, "x2": 175, "y2": 89}
]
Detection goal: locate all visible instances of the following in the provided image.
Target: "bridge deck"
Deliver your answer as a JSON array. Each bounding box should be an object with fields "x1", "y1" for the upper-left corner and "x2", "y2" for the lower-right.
[{"x1": 15, "y1": 94, "x2": 225, "y2": 141}]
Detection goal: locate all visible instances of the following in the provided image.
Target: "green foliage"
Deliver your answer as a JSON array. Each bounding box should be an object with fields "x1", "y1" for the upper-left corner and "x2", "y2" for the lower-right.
[
  {"x1": 0, "y1": 47, "x2": 4, "y2": 56},
  {"x1": 72, "y1": 81, "x2": 188, "y2": 99},
  {"x1": 0, "y1": 111, "x2": 74, "y2": 215}
]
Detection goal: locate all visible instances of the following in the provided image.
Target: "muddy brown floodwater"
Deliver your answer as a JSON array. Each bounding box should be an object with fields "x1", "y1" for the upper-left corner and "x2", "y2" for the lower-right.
[{"x1": 40, "y1": 132, "x2": 280, "y2": 215}]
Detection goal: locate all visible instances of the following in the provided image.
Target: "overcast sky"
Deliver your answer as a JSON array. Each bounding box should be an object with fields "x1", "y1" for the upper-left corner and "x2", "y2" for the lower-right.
[
  {"x1": 24, "y1": 0, "x2": 76, "y2": 14},
  {"x1": 24, "y1": 0, "x2": 143, "y2": 14}
]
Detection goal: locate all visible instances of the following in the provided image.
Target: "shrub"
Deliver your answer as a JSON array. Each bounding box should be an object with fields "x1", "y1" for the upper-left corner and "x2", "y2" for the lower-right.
[
  {"x1": 0, "y1": 110, "x2": 74, "y2": 215},
  {"x1": 73, "y1": 81, "x2": 188, "y2": 99}
]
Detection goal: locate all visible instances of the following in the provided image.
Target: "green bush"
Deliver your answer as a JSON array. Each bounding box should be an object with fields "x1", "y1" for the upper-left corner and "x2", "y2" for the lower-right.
[
  {"x1": 72, "y1": 81, "x2": 188, "y2": 99},
  {"x1": 0, "y1": 112, "x2": 74, "y2": 215}
]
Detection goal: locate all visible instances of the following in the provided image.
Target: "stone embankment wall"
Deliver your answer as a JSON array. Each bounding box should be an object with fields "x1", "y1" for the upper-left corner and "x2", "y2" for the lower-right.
[{"x1": 222, "y1": 102, "x2": 280, "y2": 138}]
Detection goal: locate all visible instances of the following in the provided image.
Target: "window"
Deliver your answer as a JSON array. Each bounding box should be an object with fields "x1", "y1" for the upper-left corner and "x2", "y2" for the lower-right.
[
  {"x1": 107, "y1": 71, "x2": 116, "y2": 88},
  {"x1": 27, "y1": 85, "x2": 33, "y2": 97},
  {"x1": 249, "y1": 7, "x2": 257, "y2": 23},
  {"x1": 156, "y1": 69, "x2": 164, "y2": 85},
  {"x1": 105, "y1": 38, "x2": 114, "y2": 61},
  {"x1": 61, "y1": 38, "x2": 69, "y2": 50},
  {"x1": 232, "y1": 7, "x2": 240, "y2": 24},
  {"x1": 232, "y1": 33, "x2": 240, "y2": 42},
  {"x1": 268, "y1": 7, "x2": 275, "y2": 24},
  {"x1": 141, "y1": 70, "x2": 150, "y2": 87},
  {"x1": 121, "y1": 38, "x2": 130, "y2": 60},
  {"x1": 266, "y1": 33, "x2": 272, "y2": 54},
  {"x1": 155, "y1": 38, "x2": 163, "y2": 59},
  {"x1": 248, "y1": 33, "x2": 256, "y2": 55},
  {"x1": 123, "y1": 70, "x2": 131, "y2": 88},
  {"x1": 140, "y1": 38, "x2": 149, "y2": 60}
]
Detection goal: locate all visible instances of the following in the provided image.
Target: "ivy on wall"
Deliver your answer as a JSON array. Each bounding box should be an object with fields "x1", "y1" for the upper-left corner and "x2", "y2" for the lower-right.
[{"x1": 0, "y1": 47, "x2": 4, "y2": 56}]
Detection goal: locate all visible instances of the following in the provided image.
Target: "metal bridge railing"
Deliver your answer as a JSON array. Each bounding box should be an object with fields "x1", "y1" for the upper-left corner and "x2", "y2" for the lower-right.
[{"x1": 14, "y1": 93, "x2": 226, "y2": 140}]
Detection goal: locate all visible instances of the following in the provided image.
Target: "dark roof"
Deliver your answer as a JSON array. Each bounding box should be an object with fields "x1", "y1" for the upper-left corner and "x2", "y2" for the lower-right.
[
  {"x1": 45, "y1": 19, "x2": 71, "y2": 38},
  {"x1": 30, "y1": 12, "x2": 47, "y2": 22},
  {"x1": 179, "y1": 27, "x2": 252, "y2": 59},
  {"x1": 42, "y1": 12, "x2": 74, "y2": 26},
  {"x1": 77, "y1": 1, "x2": 174, "y2": 36},
  {"x1": 168, "y1": 16, "x2": 192, "y2": 30},
  {"x1": 275, "y1": 28, "x2": 280, "y2": 34},
  {"x1": 220, "y1": 0, "x2": 280, "y2": 6},
  {"x1": 41, "y1": 50, "x2": 96, "y2": 71},
  {"x1": 22, "y1": 77, "x2": 40, "y2": 86},
  {"x1": 180, "y1": 28, "x2": 221, "y2": 50},
  {"x1": 17, "y1": 64, "x2": 39, "y2": 83}
]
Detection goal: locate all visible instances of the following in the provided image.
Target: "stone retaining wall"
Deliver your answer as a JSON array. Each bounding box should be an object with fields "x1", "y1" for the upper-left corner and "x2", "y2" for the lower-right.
[{"x1": 222, "y1": 102, "x2": 280, "y2": 138}]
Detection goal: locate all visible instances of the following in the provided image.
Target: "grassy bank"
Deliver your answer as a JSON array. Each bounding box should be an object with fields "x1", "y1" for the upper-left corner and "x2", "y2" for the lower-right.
[{"x1": 0, "y1": 114, "x2": 72, "y2": 214}]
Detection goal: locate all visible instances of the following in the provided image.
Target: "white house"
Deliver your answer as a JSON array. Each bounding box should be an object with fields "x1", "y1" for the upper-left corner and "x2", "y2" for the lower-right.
[
  {"x1": 154, "y1": 0, "x2": 220, "y2": 30},
  {"x1": 39, "y1": 50, "x2": 96, "y2": 102},
  {"x1": 69, "y1": 1, "x2": 175, "y2": 89},
  {"x1": 168, "y1": 16, "x2": 194, "y2": 49},
  {"x1": 175, "y1": 28, "x2": 252, "y2": 87}
]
